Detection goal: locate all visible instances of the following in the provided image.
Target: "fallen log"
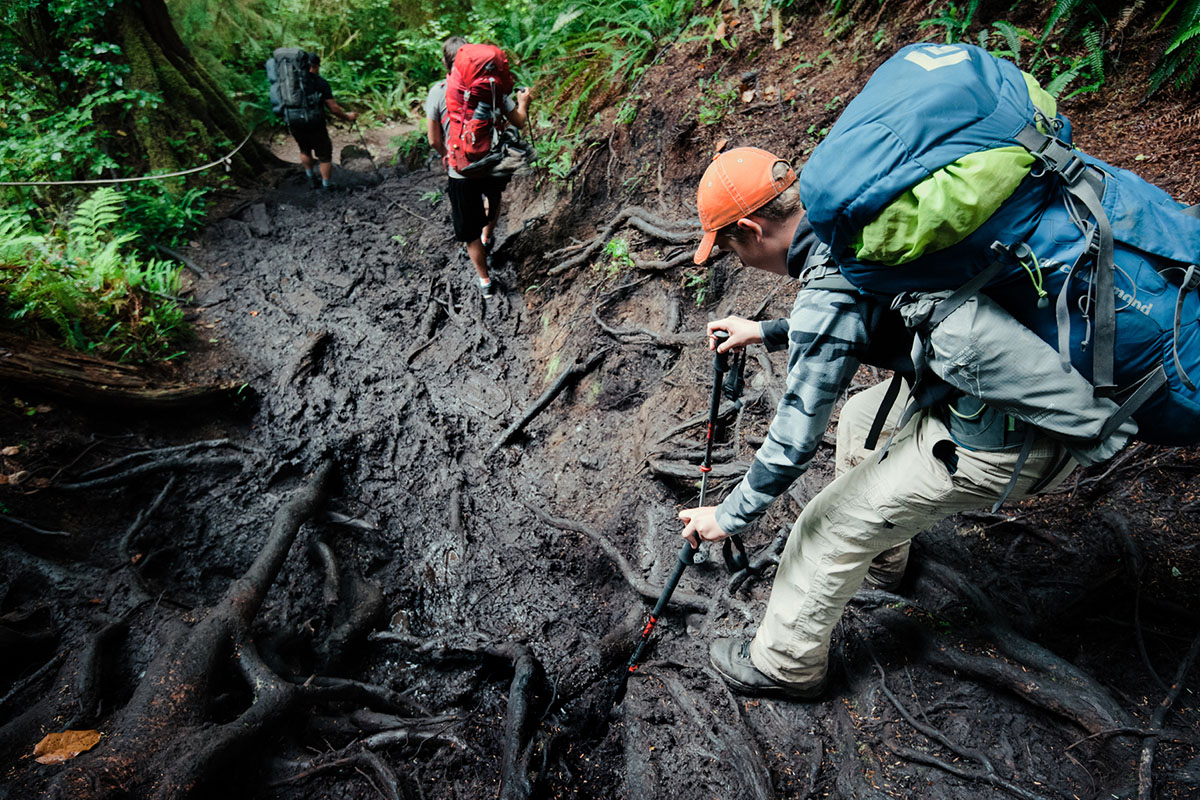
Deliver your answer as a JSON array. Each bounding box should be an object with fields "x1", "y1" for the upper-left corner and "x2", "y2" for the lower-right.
[{"x1": 0, "y1": 333, "x2": 243, "y2": 409}]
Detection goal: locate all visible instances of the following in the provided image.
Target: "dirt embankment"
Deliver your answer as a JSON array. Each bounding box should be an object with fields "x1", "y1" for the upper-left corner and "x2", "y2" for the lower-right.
[{"x1": 3, "y1": 4, "x2": 1200, "y2": 799}]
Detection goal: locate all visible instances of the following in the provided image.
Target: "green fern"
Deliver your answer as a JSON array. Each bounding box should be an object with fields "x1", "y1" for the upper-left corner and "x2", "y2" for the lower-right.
[
  {"x1": 67, "y1": 188, "x2": 125, "y2": 246},
  {"x1": 990, "y1": 20, "x2": 1025, "y2": 64},
  {"x1": 1044, "y1": 0, "x2": 1085, "y2": 37},
  {"x1": 1149, "y1": 0, "x2": 1200, "y2": 93},
  {"x1": 1081, "y1": 24, "x2": 1104, "y2": 82}
]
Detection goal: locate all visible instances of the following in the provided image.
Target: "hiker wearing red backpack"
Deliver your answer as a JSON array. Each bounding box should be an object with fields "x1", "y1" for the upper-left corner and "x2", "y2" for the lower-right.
[
  {"x1": 678, "y1": 146, "x2": 1136, "y2": 700},
  {"x1": 424, "y1": 39, "x2": 533, "y2": 298}
]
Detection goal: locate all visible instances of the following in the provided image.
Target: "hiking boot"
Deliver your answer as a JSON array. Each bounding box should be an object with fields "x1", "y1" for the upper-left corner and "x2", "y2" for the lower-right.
[
  {"x1": 709, "y1": 639, "x2": 827, "y2": 700},
  {"x1": 862, "y1": 569, "x2": 903, "y2": 593},
  {"x1": 307, "y1": 173, "x2": 320, "y2": 189}
]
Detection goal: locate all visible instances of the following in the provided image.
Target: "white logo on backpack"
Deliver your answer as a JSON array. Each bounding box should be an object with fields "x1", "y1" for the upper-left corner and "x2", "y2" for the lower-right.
[{"x1": 905, "y1": 45, "x2": 971, "y2": 71}]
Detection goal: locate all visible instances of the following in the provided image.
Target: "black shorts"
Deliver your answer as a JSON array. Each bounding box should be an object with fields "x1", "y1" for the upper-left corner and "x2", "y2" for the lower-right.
[
  {"x1": 291, "y1": 121, "x2": 332, "y2": 163},
  {"x1": 448, "y1": 175, "x2": 510, "y2": 243}
]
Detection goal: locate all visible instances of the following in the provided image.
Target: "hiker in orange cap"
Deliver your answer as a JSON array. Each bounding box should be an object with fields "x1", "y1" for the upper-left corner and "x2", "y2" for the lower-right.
[{"x1": 678, "y1": 147, "x2": 1127, "y2": 699}]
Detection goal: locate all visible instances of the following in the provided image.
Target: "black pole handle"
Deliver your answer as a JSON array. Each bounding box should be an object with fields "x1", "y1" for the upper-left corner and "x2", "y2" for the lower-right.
[{"x1": 712, "y1": 329, "x2": 731, "y2": 374}]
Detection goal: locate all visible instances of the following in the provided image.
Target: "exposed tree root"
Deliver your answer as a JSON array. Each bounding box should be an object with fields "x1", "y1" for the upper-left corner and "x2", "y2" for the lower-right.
[
  {"x1": 365, "y1": 632, "x2": 545, "y2": 800},
  {"x1": 648, "y1": 457, "x2": 750, "y2": 481},
  {"x1": 1137, "y1": 628, "x2": 1200, "y2": 800},
  {"x1": 868, "y1": 649, "x2": 1055, "y2": 800},
  {"x1": 520, "y1": 499, "x2": 710, "y2": 614},
  {"x1": 36, "y1": 460, "x2": 335, "y2": 799},
  {"x1": 486, "y1": 348, "x2": 610, "y2": 459},
  {"x1": 0, "y1": 515, "x2": 72, "y2": 537},
  {"x1": 55, "y1": 453, "x2": 246, "y2": 490},
  {"x1": 547, "y1": 207, "x2": 700, "y2": 276}
]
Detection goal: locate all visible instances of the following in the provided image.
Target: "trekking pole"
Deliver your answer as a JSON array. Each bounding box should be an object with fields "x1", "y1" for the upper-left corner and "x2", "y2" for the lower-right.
[{"x1": 614, "y1": 331, "x2": 733, "y2": 702}]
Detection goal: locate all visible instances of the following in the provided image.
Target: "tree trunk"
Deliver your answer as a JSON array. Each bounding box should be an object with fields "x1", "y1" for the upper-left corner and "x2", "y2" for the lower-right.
[{"x1": 116, "y1": 0, "x2": 276, "y2": 187}]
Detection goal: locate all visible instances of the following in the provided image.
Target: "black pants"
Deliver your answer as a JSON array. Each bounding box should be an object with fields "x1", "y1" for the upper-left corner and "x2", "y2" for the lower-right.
[
  {"x1": 291, "y1": 121, "x2": 332, "y2": 163},
  {"x1": 448, "y1": 175, "x2": 510, "y2": 242}
]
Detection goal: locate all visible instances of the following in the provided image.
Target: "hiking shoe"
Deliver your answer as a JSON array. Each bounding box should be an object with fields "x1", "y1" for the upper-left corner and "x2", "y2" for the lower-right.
[
  {"x1": 479, "y1": 279, "x2": 495, "y2": 298},
  {"x1": 863, "y1": 570, "x2": 903, "y2": 593},
  {"x1": 482, "y1": 234, "x2": 495, "y2": 254},
  {"x1": 709, "y1": 639, "x2": 827, "y2": 700},
  {"x1": 307, "y1": 173, "x2": 320, "y2": 189}
]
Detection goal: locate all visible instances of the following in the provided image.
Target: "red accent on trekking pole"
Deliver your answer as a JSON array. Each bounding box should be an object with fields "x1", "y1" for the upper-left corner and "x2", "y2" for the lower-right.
[{"x1": 640, "y1": 616, "x2": 657, "y2": 637}]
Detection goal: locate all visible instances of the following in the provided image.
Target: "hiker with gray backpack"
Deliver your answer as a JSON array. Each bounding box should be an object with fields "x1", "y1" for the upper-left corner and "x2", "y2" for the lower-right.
[
  {"x1": 680, "y1": 42, "x2": 1198, "y2": 701},
  {"x1": 267, "y1": 49, "x2": 358, "y2": 190}
]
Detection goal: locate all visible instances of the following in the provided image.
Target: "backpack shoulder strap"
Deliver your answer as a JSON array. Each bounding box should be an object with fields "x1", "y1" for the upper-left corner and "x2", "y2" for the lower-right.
[{"x1": 1014, "y1": 121, "x2": 1117, "y2": 395}]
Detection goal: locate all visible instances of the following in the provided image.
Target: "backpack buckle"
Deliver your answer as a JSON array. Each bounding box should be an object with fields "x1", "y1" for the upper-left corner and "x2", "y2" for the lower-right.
[{"x1": 1031, "y1": 136, "x2": 1087, "y2": 185}]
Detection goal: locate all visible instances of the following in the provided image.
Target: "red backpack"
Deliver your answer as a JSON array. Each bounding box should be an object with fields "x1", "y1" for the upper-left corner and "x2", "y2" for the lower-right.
[{"x1": 444, "y1": 44, "x2": 515, "y2": 175}]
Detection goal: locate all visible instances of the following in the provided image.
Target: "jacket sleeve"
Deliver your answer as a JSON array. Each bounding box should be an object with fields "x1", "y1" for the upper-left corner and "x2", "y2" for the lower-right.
[
  {"x1": 759, "y1": 318, "x2": 790, "y2": 352},
  {"x1": 714, "y1": 289, "x2": 867, "y2": 536}
]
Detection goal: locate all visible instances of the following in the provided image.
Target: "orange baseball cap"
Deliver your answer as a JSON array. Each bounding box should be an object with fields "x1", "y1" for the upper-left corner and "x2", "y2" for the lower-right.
[{"x1": 694, "y1": 147, "x2": 797, "y2": 264}]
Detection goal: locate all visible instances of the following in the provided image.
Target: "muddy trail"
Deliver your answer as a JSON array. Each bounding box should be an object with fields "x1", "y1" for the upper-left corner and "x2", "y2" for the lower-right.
[{"x1": 5, "y1": 5, "x2": 1200, "y2": 799}]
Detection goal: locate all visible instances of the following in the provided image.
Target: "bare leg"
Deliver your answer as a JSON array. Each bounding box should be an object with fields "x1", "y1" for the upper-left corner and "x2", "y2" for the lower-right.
[
  {"x1": 319, "y1": 161, "x2": 333, "y2": 181},
  {"x1": 482, "y1": 197, "x2": 502, "y2": 247},
  {"x1": 466, "y1": 240, "x2": 489, "y2": 283}
]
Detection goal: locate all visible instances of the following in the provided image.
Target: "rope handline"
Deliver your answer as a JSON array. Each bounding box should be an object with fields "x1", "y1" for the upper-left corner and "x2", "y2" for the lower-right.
[{"x1": 0, "y1": 127, "x2": 258, "y2": 187}]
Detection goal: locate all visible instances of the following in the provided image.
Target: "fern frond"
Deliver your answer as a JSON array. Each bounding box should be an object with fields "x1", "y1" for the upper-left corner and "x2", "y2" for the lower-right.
[
  {"x1": 1045, "y1": 63, "x2": 1082, "y2": 96},
  {"x1": 68, "y1": 188, "x2": 125, "y2": 247},
  {"x1": 992, "y1": 20, "x2": 1024, "y2": 64},
  {"x1": 1164, "y1": 22, "x2": 1200, "y2": 56},
  {"x1": 1045, "y1": 0, "x2": 1085, "y2": 34},
  {"x1": 1082, "y1": 25, "x2": 1105, "y2": 80}
]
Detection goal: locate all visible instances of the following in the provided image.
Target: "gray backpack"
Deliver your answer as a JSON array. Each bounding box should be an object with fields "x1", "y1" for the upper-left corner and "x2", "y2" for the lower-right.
[{"x1": 266, "y1": 48, "x2": 324, "y2": 125}]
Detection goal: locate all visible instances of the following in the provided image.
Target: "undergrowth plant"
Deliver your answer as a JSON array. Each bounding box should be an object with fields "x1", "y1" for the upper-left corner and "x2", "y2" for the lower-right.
[
  {"x1": 1150, "y1": 0, "x2": 1200, "y2": 93},
  {"x1": 0, "y1": 189, "x2": 187, "y2": 361}
]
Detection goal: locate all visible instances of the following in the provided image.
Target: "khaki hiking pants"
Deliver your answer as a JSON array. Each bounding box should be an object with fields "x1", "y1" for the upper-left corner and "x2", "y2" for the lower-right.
[{"x1": 749, "y1": 380, "x2": 1077, "y2": 686}]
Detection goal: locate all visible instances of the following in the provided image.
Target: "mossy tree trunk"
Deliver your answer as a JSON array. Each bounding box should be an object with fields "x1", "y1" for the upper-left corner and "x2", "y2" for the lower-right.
[{"x1": 115, "y1": 0, "x2": 277, "y2": 187}]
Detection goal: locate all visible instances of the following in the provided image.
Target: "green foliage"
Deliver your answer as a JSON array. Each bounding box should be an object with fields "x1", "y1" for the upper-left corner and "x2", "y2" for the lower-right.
[
  {"x1": 977, "y1": 5, "x2": 1107, "y2": 99},
  {"x1": 1150, "y1": 0, "x2": 1200, "y2": 94},
  {"x1": 120, "y1": 183, "x2": 210, "y2": 246},
  {"x1": 531, "y1": 122, "x2": 574, "y2": 184},
  {"x1": 0, "y1": 189, "x2": 188, "y2": 361},
  {"x1": 421, "y1": 189, "x2": 444, "y2": 207},
  {"x1": 696, "y1": 76, "x2": 738, "y2": 126},
  {"x1": 682, "y1": 267, "x2": 710, "y2": 307},
  {"x1": 600, "y1": 237, "x2": 634, "y2": 275},
  {"x1": 390, "y1": 129, "x2": 432, "y2": 166},
  {"x1": 918, "y1": 1, "x2": 982, "y2": 43}
]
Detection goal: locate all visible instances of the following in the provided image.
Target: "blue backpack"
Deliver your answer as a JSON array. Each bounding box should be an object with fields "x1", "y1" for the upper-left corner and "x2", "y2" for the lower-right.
[{"x1": 798, "y1": 42, "x2": 1200, "y2": 445}]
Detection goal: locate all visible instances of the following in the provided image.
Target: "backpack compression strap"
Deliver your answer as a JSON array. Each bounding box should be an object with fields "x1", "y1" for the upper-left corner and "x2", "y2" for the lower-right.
[{"x1": 1014, "y1": 122, "x2": 1117, "y2": 396}]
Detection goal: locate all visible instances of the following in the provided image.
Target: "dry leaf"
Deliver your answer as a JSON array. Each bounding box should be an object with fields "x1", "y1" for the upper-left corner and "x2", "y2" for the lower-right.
[
  {"x1": 742, "y1": 89, "x2": 756, "y2": 103},
  {"x1": 714, "y1": 138, "x2": 728, "y2": 154},
  {"x1": 131, "y1": 553, "x2": 143, "y2": 565},
  {"x1": 5, "y1": 470, "x2": 28, "y2": 485},
  {"x1": 34, "y1": 730, "x2": 101, "y2": 764},
  {"x1": 713, "y1": 21, "x2": 726, "y2": 40},
  {"x1": 249, "y1": 310, "x2": 259, "y2": 317},
  {"x1": 1, "y1": 445, "x2": 20, "y2": 456},
  {"x1": 34, "y1": 405, "x2": 51, "y2": 414}
]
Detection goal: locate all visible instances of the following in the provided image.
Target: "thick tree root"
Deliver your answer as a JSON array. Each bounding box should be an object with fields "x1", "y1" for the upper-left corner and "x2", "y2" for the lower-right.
[
  {"x1": 42, "y1": 460, "x2": 334, "y2": 799},
  {"x1": 547, "y1": 207, "x2": 699, "y2": 276},
  {"x1": 486, "y1": 349, "x2": 609, "y2": 459},
  {"x1": 520, "y1": 499, "x2": 710, "y2": 613}
]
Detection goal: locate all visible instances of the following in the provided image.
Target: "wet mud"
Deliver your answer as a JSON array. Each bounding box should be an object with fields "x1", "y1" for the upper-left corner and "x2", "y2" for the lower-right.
[{"x1": 4, "y1": 5, "x2": 1200, "y2": 799}]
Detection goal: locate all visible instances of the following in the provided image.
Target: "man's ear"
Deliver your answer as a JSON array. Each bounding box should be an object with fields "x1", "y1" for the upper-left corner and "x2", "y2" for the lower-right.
[{"x1": 735, "y1": 217, "x2": 764, "y2": 241}]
